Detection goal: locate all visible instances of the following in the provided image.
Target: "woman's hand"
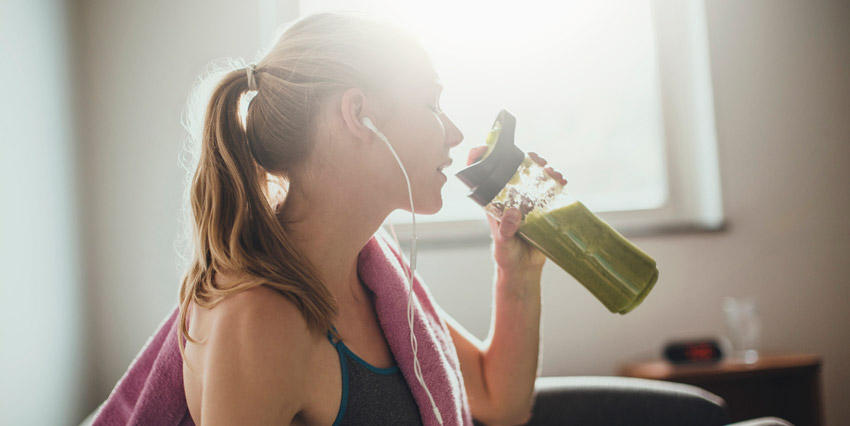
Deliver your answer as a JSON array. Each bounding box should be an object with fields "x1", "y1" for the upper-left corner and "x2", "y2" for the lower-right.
[{"x1": 466, "y1": 147, "x2": 568, "y2": 274}]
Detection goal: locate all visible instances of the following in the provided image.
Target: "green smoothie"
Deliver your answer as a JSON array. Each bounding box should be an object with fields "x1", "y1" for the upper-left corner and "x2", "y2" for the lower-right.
[{"x1": 518, "y1": 201, "x2": 658, "y2": 314}]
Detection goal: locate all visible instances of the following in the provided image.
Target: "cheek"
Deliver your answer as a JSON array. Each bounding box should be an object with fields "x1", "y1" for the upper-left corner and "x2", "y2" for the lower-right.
[
  {"x1": 389, "y1": 107, "x2": 445, "y2": 176},
  {"x1": 402, "y1": 136, "x2": 434, "y2": 175},
  {"x1": 400, "y1": 115, "x2": 442, "y2": 157},
  {"x1": 416, "y1": 116, "x2": 446, "y2": 157}
]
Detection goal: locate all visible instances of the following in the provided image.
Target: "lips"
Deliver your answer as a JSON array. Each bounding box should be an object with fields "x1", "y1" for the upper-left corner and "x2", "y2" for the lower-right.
[{"x1": 437, "y1": 158, "x2": 453, "y2": 172}]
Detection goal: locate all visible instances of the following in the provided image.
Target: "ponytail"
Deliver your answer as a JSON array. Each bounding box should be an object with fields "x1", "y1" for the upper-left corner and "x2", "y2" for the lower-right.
[{"x1": 177, "y1": 67, "x2": 336, "y2": 375}]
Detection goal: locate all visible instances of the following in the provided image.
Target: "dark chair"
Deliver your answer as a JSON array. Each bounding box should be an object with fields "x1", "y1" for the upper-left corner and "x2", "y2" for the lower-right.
[{"x1": 471, "y1": 376, "x2": 793, "y2": 426}]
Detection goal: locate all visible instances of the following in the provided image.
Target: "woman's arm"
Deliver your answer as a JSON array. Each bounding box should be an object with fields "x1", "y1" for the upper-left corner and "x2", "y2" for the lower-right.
[
  {"x1": 441, "y1": 148, "x2": 563, "y2": 425},
  {"x1": 440, "y1": 263, "x2": 542, "y2": 426}
]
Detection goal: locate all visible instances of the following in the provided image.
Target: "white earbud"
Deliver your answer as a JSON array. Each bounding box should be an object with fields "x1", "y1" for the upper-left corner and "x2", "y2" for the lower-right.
[
  {"x1": 361, "y1": 116, "x2": 380, "y2": 135},
  {"x1": 361, "y1": 116, "x2": 395, "y2": 152}
]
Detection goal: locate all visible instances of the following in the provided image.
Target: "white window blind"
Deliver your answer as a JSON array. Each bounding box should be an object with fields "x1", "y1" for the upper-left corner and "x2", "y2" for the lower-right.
[{"x1": 294, "y1": 0, "x2": 724, "y2": 242}]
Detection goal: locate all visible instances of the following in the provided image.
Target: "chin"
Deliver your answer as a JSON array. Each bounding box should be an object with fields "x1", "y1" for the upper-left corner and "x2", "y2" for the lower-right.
[
  {"x1": 408, "y1": 197, "x2": 443, "y2": 215},
  {"x1": 418, "y1": 205, "x2": 441, "y2": 215}
]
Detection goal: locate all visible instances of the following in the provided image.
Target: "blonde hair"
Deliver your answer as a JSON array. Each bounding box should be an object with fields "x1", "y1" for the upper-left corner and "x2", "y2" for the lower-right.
[{"x1": 176, "y1": 11, "x2": 424, "y2": 374}]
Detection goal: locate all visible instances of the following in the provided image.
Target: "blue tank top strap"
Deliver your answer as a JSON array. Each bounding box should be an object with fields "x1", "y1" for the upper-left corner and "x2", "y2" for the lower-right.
[{"x1": 326, "y1": 325, "x2": 340, "y2": 345}]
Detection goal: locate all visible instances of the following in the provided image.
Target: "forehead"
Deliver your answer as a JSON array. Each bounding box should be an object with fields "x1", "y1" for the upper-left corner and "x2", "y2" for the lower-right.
[
  {"x1": 392, "y1": 44, "x2": 439, "y2": 85},
  {"x1": 371, "y1": 40, "x2": 441, "y2": 95},
  {"x1": 422, "y1": 66, "x2": 442, "y2": 87},
  {"x1": 415, "y1": 75, "x2": 442, "y2": 96},
  {"x1": 395, "y1": 68, "x2": 442, "y2": 95},
  {"x1": 431, "y1": 74, "x2": 443, "y2": 88}
]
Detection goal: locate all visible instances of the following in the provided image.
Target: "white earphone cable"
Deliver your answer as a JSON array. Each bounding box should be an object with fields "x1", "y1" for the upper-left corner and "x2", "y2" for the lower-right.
[{"x1": 366, "y1": 118, "x2": 444, "y2": 426}]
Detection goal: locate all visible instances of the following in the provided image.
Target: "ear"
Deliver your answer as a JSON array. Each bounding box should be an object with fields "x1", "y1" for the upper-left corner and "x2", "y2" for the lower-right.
[{"x1": 339, "y1": 87, "x2": 377, "y2": 144}]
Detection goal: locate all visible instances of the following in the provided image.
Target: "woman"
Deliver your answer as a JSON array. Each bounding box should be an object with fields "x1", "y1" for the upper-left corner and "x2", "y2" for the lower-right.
[{"x1": 178, "y1": 11, "x2": 567, "y2": 426}]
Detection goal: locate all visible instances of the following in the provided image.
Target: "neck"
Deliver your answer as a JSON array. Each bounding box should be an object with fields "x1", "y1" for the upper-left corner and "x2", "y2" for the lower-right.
[{"x1": 276, "y1": 179, "x2": 392, "y2": 308}]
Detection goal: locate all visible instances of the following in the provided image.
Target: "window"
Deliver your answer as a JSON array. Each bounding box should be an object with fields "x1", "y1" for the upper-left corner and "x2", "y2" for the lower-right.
[{"x1": 295, "y1": 0, "x2": 724, "y2": 242}]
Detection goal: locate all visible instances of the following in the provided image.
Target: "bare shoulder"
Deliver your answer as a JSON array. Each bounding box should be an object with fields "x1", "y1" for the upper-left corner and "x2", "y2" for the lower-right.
[
  {"x1": 198, "y1": 284, "x2": 317, "y2": 425},
  {"x1": 212, "y1": 284, "x2": 312, "y2": 336}
]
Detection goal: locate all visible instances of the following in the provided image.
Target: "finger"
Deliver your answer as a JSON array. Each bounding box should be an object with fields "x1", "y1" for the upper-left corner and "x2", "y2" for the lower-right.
[
  {"x1": 544, "y1": 166, "x2": 564, "y2": 181},
  {"x1": 554, "y1": 172, "x2": 566, "y2": 185},
  {"x1": 528, "y1": 152, "x2": 547, "y2": 167},
  {"x1": 531, "y1": 154, "x2": 567, "y2": 185},
  {"x1": 467, "y1": 146, "x2": 489, "y2": 165}
]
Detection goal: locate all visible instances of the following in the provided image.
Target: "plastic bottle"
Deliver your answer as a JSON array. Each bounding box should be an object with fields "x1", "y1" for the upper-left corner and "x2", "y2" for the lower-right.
[{"x1": 455, "y1": 110, "x2": 659, "y2": 314}]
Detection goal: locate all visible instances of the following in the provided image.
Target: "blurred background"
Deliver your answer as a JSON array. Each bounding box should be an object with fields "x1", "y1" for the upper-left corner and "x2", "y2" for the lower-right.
[{"x1": 1, "y1": 0, "x2": 848, "y2": 424}]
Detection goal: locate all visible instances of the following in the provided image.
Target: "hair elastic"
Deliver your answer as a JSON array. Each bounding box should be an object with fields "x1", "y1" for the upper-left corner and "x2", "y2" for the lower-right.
[{"x1": 246, "y1": 63, "x2": 258, "y2": 91}]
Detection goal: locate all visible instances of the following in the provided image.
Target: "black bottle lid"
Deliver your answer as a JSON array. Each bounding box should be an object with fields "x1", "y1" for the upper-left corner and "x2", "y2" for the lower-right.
[{"x1": 455, "y1": 110, "x2": 526, "y2": 206}]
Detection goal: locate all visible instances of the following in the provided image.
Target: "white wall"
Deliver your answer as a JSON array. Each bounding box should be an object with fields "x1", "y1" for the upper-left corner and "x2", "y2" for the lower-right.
[
  {"x1": 0, "y1": 0, "x2": 85, "y2": 424},
  {"x1": 71, "y1": 0, "x2": 299, "y2": 419},
  {"x1": 68, "y1": 0, "x2": 849, "y2": 425}
]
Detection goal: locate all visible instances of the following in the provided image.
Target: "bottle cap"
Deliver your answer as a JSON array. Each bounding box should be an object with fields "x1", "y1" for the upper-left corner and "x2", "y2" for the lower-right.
[{"x1": 455, "y1": 110, "x2": 526, "y2": 206}]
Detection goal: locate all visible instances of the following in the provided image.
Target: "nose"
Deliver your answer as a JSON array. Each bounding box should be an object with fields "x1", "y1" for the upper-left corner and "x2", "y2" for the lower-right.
[{"x1": 442, "y1": 114, "x2": 464, "y2": 148}]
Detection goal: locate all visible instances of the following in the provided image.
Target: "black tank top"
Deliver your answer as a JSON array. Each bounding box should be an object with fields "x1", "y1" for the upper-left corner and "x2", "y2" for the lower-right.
[{"x1": 326, "y1": 327, "x2": 423, "y2": 426}]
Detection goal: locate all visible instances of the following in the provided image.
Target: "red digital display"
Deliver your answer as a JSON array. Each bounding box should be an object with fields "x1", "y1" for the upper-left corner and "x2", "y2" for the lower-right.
[
  {"x1": 684, "y1": 343, "x2": 715, "y2": 361},
  {"x1": 663, "y1": 339, "x2": 723, "y2": 364}
]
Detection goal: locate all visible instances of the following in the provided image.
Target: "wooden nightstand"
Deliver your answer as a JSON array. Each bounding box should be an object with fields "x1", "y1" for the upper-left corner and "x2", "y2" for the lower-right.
[{"x1": 618, "y1": 353, "x2": 823, "y2": 426}]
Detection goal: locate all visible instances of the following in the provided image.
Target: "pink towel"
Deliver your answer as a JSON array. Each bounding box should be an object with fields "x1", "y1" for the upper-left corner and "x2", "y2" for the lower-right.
[
  {"x1": 359, "y1": 228, "x2": 473, "y2": 426},
  {"x1": 92, "y1": 228, "x2": 472, "y2": 425},
  {"x1": 91, "y1": 305, "x2": 193, "y2": 426}
]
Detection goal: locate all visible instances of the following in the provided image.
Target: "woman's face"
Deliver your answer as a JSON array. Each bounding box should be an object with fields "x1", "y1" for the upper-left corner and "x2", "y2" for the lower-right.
[{"x1": 375, "y1": 65, "x2": 464, "y2": 215}]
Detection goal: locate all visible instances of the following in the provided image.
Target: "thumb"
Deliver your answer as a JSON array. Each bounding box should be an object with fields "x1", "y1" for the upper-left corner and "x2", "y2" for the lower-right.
[
  {"x1": 467, "y1": 145, "x2": 488, "y2": 165},
  {"x1": 499, "y1": 208, "x2": 522, "y2": 239}
]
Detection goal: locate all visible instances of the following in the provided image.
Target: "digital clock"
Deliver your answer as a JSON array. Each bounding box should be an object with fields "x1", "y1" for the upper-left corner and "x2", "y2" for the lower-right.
[{"x1": 663, "y1": 339, "x2": 724, "y2": 364}]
